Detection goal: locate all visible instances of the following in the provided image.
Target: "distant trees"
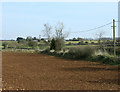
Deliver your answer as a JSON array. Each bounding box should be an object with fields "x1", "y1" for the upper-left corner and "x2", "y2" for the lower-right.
[
  {"x1": 77, "y1": 37, "x2": 83, "y2": 41},
  {"x1": 73, "y1": 38, "x2": 77, "y2": 41},
  {"x1": 26, "y1": 36, "x2": 32, "y2": 41},
  {"x1": 66, "y1": 37, "x2": 83, "y2": 41},
  {"x1": 98, "y1": 32, "x2": 103, "y2": 45},
  {"x1": 15, "y1": 36, "x2": 39, "y2": 49},
  {"x1": 96, "y1": 32, "x2": 104, "y2": 49},
  {"x1": 42, "y1": 23, "x2": 52, "y2": 42},
  {"x1": 16, "y1": 37, "x2": 25, "y2": 43},
  {"x1": 33, "y1": 37, "x2": 37, "y2": 40}
]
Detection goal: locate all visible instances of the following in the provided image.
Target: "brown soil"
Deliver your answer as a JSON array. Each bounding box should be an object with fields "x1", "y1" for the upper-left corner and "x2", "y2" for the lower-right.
[{"x1": 2, "y1": 52, "x2": 119, "y2": 90}]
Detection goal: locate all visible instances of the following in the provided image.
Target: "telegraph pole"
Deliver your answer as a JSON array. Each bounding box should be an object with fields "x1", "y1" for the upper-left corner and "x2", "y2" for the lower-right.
[{"x1": 112, "y1": 19, "x2": 116, "y2": 56}]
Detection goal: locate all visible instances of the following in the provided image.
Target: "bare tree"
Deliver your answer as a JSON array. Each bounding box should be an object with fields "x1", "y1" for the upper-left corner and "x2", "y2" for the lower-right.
[
  {"x1": 54, "y1": 22, "x2": 69, "y2": 51},
  {"x1": 55, "y1": 22, "x2": 64, "y2": 39},
  {"x1": 98, "y1": 32, "x2": 103, "y2": 45},
  {"x1": 42, "y1": 23, "x2": 52, "y2": 42},
  {"x1": 96, "y1": 31, "x2": 104, "y2": 50}
]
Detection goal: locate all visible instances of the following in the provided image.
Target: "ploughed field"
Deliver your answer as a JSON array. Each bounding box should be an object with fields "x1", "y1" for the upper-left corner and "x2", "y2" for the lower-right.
[{"x1": 2, "y1": 52, "x2": 119, "y2": 90}]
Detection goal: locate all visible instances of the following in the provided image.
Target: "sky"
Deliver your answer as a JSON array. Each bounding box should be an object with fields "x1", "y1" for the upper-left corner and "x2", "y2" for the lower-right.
[{"x1": 1, "y1": 2, "x2": 118, "y2": 40}]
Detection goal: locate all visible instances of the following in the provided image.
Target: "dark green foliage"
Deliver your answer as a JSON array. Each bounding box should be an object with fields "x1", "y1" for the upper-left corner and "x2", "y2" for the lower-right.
[
  {"x1": 91, "y1": 55, "x2": 120, "y2": 65},
  {"x1": 38, "y1": 39, "x2": 40, "y2": 42},
  {"x1": 16, "y1": 37, "x2": 24, "y2": 43},
  {"x1": 33, "y1": 37, "x2": 37, "y2": 40},
  {"x1": 116, "y1": 48, "x2": 120, "y2": 55},
  {"x1": 26, "y1": 36, "x2": 32, "y2": 41},
  {"x1": 85, "y1": 41, "x2": 88, "y2": 45},
  {"x1": 50, "y1": 38, "x2": 55, "y2": 50},
  {"x1": 100, "y1": 47, "x2": 120, "y2": 56},
  {"x1": 2, "y1": 42, "x2": 8, "y2": 49}
]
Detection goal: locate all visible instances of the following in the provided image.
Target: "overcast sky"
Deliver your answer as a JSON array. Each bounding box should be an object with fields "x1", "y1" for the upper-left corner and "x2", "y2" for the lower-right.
[{"x1": 2, "y1": 2, "x2": 118, "y2": 40}]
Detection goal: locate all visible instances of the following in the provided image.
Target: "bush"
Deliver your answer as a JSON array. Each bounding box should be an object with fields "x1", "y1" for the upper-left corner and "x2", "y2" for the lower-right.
[
  {"x1": 50, "y1": 38, "x2": 55, "y2": 50},
  {"x1": 28, "y1": 41, "x2": 37, "y2": 49},
  {"x1": 116, "y1": 48, "x2": 120, "y2": 56},
  {"x1": 55, "y1": 38, "x2": 65, "y2": 51},
  {"x1": 2, "y1": 42, "x2": 8, "y2": 49},
  {"x1": 91, "y1": 55, "x2": 120, "y2": 65},
  {"x1": 66, "y1": 46, "x2": 95, "y2": 59}
]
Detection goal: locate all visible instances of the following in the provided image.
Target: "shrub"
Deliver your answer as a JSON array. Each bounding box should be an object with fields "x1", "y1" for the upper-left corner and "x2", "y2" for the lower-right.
[
  {"x1": 91, "y1": 55, "x2": 120, "y2": 65},
  {"x1": 50, "y1": 38, "x2": 55, "y2": 50},
  {"x1": 2, "y1": 42, "x2": 8, "y2": 49},
  {"x1": 116, "y1": 48, "x2": 120, "y2": 56},
  {"x1": 67, "y1": 46, "x2": 95, "y2": 59},
  {"x1": 28, "y1": 41, "x2": 37, "y2": 49},
  {"x1": 55, "y1": 38, "x2": 65, "y2": 51}
]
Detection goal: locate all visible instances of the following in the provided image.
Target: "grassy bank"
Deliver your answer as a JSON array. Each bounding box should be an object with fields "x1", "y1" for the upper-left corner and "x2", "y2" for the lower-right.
[
  {"x1": 40, "y1": 46, "x2": 120, "y2": 65},
  {"x1": 1, "y1": 45, "x2": 120, "y2": 65}
]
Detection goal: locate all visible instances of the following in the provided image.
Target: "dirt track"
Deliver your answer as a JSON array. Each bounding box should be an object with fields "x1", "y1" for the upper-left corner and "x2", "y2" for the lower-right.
[{"x1": 2, "y1": 52, "x2": 119, "y2": 90}]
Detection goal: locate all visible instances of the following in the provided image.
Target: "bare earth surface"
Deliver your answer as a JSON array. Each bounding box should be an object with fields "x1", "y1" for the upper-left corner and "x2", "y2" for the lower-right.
[{"x1": 2, "y1": 52, "x2": 119, "y2": 90}]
